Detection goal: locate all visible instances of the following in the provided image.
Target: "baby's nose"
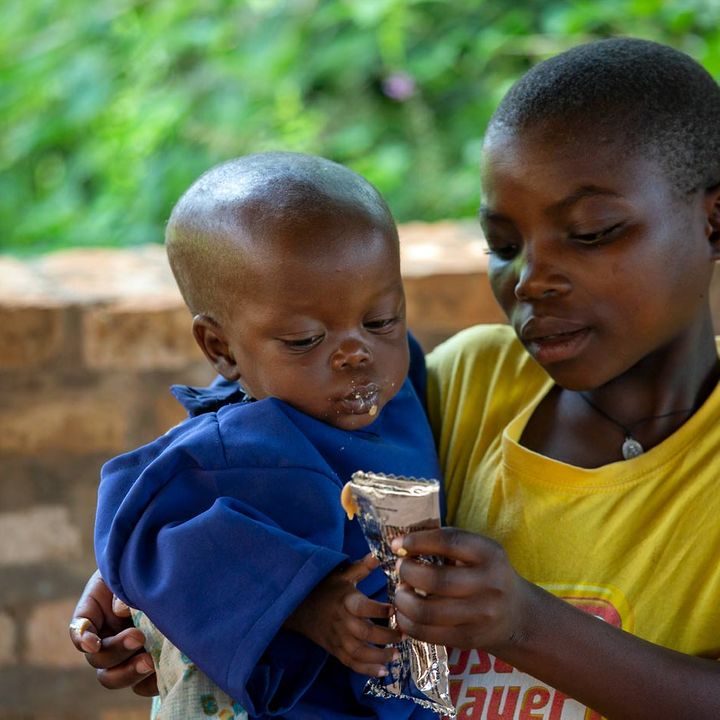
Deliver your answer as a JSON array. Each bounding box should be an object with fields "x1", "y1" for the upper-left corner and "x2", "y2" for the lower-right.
[{"x1": 331, "y1": 339, "x2": 371, "y2": 370}]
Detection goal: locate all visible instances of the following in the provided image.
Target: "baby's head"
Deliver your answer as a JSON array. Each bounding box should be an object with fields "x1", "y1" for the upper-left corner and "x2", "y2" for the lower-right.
[
  {"x1": 480, "y1": 38, "x2": 720, "y2": 390},
  {"x1": 166, "y1": 152, "x2": 408, "y2": 431}
]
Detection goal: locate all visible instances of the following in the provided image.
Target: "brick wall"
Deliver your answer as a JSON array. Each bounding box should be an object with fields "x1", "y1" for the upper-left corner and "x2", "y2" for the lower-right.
[
  {"x1": 1, "y1": 222, "x2": 719, "y2": 719},
  {"x1": 0, "y1": 221, "x2": 503, "y2": 720}
]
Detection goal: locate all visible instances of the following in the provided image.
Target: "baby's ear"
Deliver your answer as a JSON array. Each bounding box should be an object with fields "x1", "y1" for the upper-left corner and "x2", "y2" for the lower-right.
[{"x1": 192, "y1": 315, "x2": 241, "y2": 380}]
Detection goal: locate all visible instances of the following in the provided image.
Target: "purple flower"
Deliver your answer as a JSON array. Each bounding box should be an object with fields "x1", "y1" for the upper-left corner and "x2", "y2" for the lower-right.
[{"x1": 382, "y1": 71, "x2": 416, "y2": 101}]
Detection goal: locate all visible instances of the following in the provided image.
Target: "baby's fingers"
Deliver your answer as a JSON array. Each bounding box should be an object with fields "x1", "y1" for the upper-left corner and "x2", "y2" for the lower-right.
[
  {"x1": 336, "y1": 628, "x2": 399, "y2": 677},
  {"x1": 344, "y1": 592, "x2": 392, "y2": 620},
  {"x1": 345, "y1": 614, "x2": 401, "y2": 647},
  {"x1": 339, "y1": 553, "x2": 380, "y2": 585}
]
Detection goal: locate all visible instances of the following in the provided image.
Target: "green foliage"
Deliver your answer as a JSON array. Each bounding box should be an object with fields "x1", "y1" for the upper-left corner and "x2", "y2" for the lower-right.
[{"x1": 3, "y1": 0, "x2": 720, "y2": 253}]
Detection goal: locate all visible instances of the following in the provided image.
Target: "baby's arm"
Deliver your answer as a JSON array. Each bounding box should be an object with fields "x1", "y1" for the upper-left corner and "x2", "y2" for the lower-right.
[
  {"x1": 393, "y1": 528, "x2": 720, "y2": 719},
  {"x1": 284, "y1": 553, "x2": 400, "y2": 677}
]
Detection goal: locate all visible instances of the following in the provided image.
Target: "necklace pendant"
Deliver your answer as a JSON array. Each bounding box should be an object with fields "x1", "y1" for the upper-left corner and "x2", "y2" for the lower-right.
[{"x1": 622, "y1": 436, "x2": 644, "y2": 460}]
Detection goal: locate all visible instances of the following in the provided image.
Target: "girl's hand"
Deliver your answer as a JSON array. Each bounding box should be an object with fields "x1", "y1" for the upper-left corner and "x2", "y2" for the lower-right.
[
  {"x1": 392, "y1": 528, "x2": 531, "y2": 654},
  {"x1": 285, "y1": 554, "x2": 401, "y2": 677},
  {"x1": 68, "y1": 570, "x2": 158, "y2": 696}
]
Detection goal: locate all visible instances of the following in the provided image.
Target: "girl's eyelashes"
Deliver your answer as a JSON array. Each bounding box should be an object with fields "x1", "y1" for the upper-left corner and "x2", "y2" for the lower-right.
[
  {"x1": 484, "y1": 242, "x2": 520, "y2": 261},
  {"x1": 569, "y1": 222, "x2": 625, "y2": 244}
]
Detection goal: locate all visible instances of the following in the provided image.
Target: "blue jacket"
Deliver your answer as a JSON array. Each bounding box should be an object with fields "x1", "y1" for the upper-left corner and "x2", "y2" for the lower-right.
[{"x1": 95, "y1": 337, "x2": 442, "y2": 719}]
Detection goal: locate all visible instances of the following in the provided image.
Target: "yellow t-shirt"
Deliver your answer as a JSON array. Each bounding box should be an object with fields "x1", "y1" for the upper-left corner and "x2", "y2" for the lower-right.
[{"x1": 426, "y1": 324, "x2": 720, "y2": 719}]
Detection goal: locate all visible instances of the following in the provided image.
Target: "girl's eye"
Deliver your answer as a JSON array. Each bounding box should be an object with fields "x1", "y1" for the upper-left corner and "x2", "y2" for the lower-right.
[
  {"x1": 282, "y1": 334, "x2": 324, "y2": 350},
  {"x1": 364, "y1": 317, "x2": 399, "y2": 332},
  {"x1": 484, "y1": 243, "x2": 520, "y2": 261},
  {"x1": 569, "y1": 222, "x2": 624, "y2": 244}
]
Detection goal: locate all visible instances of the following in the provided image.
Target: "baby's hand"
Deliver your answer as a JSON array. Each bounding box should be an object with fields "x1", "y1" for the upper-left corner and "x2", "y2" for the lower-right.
[
  {"x1": 285, "y1": 554, "x2": 400, "y2": 677},
  {"x1": 392, "y1": 528, "x2": 531, "y2": 655}
]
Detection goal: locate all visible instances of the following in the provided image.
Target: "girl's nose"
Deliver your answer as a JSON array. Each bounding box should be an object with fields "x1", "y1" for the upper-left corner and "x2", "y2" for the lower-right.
[
  {"x1": 513, "y1": 246, "x2": 571, "y2": 301},
  {"x1": 331, "y1": 339, "x2": 371, "y2": 370}
]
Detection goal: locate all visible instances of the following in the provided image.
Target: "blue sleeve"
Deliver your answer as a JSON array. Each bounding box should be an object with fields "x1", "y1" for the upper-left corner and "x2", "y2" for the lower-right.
[
  {"x1": 407, "y1": 331, "x2": 428, "y2": 410},
  {"x1": 95, "y1": 422, "x2": 348, "y2": 715}
]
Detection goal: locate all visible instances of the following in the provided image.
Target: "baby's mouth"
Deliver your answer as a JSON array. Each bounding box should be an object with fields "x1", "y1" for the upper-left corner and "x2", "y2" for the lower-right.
[{"x1": 339, "y1": 383, "x2": 381, "y2": 416}]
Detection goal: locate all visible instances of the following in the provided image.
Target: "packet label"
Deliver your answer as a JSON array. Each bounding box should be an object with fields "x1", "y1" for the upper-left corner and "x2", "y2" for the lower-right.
[{"x1": 343, "y1": 471, "x2": 455, "y2": 718}]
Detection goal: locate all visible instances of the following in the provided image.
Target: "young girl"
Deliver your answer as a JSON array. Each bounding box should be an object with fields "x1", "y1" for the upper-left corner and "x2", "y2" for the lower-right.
[
  {"x1": 72, "y1": 38, "x2": 720, "y2": 718},
  {"x1": 394, "y1": 37, "x2": 720, "y2": 718}
]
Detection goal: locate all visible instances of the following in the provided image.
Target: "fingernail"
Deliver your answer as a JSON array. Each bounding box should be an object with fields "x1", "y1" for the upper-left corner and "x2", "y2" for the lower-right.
[
  {"x1": 390, "y1": 539, "x2": 407, "y2": 556},
  {"x1": 124, "y1": 636, "x2": 144, "y2": 651},
  {"x1": 112, "y1": 596, "x2": 131, "y2": 616},
  {"x1": 80, "y1": 635, "x2": 101, "y2": 653},
  {"x1": 378, "y1": 667, "x2": 389, "y2": 677},
  {"x1": 136, "y1": 656, "x2": 154, "y2": 674}
]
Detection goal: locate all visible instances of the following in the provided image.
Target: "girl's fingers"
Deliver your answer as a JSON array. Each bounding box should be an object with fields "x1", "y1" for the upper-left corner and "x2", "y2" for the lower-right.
[
  {"x1": 396, "y1": 559, "x2": 485, "y2": 599},
  {"x1": 393, "y1": 583, "x2": 487, "y2": 628},
  {"x1": 392, "y1": 527, "x2": 502, "y2": 566},
  {"x1": 69, "y1": 617, "x2": 101, "y2": 653},
  {"x1": 132, "y1": 672, "x2": 160, "y2": 697},
  {"x1": 84, "y1": 628, "x2": 147, "y2": 670},
  {"x1": 95, "y1": 651, "x2": 155, "y2": 691},
  {"x1": 394, "y1": 609, "x2": 469, "y2": 649},
  {"x1": 112, "y1": 595, "x2": 132, "y2": 618}
]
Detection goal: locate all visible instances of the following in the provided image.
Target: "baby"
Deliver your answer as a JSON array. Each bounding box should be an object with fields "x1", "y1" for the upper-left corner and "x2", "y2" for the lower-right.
[{"x1": 93, "y1": 152, "x2": 442, "y2": 719}]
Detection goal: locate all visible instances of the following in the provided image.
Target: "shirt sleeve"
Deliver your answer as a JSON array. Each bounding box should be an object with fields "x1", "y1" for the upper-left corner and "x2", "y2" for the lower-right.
[{"x1": 95, "y1": 421, "x2": 349, "y2": 715}]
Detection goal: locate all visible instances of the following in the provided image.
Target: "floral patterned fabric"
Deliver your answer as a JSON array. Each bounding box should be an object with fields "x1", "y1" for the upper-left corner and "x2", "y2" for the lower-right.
[{"x1": 133, "y1": 610, "x2": 248, "y2": 720}]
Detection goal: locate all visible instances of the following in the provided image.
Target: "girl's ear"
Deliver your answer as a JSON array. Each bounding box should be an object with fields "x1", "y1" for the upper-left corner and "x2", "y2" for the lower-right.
[
  {"x1": 192, "y1": 315, "x2": 241, "y2": 380},
  {"x1": 704, "y1": 182, "x2": 720, "y2": 259}
]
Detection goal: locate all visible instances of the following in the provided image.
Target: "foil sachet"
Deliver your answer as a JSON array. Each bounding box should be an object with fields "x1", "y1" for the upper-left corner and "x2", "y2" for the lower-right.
[{"x1": 342, "y1": 470, "x2": 455, "y2": 718}]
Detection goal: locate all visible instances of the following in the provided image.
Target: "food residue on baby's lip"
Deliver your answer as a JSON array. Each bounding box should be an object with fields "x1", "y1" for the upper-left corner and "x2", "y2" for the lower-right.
[{"x1": 340, "y1": 482, "x2": 359, "y2": 520}]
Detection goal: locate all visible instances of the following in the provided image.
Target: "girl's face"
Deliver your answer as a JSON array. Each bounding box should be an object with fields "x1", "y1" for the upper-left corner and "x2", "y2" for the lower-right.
[{"x1": 480, "y1": 127, "x2": 720, "y2": 391}]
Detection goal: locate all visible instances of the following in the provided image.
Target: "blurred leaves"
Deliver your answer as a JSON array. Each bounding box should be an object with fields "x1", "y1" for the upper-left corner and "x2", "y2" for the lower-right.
[{"x1": 3, "y1": 0, "x2": 720, "y2": 252}]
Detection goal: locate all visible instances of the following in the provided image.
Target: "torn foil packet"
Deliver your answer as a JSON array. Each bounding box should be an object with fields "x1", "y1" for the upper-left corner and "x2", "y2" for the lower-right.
[{"x1": 341, "y1": 471, "x2": 455, "y2": 718}]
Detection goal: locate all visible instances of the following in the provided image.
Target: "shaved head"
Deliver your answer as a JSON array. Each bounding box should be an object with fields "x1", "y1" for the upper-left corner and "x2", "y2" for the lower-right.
[{"x1": 165, "y1": 152, "x2": 397, "y2": 323}]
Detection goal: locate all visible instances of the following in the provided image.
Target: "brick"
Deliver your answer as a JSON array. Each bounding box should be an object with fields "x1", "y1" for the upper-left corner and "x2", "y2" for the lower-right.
[
  {"x1": 0, "y1": 392, "x2": 128, "y2": 454},
  {"x1": 37, "y1": 246, "x2": 180, "y2": 303},
  {"x1": 0, "y1": 506, "x2": 81, "y2": 567},
  {"x1": 24, "y1": 598, "x2": 89, "y2": 668},
  {"x1": 101, "y1": 709, "x2": 154, "y2": 720},
  {"x1": 82, "y1": 302, "x2": 204, "y2": 370},
  {"x1": 400, "y1": 219, "x2": 488, "y2": 276},
  {"x1": 0, "y1": 611, "x2": 16, "y2": 666},
  {"x1": 153, "y1": 387, "x2": 192, "y2": 436},
  {"x1": 405, "y1": 272, "x2": 505, "y2": 344},
  {"x1": 0, "y1": 306, "x2": 66, "y2": 369}
]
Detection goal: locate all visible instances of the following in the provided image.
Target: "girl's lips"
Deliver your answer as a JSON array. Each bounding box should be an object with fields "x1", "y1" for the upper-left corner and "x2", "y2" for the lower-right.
[{"x1": 524, "y1": 327, "x2": 592, "y2": 365}]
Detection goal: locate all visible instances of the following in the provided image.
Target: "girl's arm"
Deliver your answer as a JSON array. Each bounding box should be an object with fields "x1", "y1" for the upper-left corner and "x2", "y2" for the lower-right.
[
  {"x1": 68, "y1": 570, "x2": 157, "y2": 696},
  {"x1": 393, "y1": 528, "x2": 720, "y2": 720}
]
